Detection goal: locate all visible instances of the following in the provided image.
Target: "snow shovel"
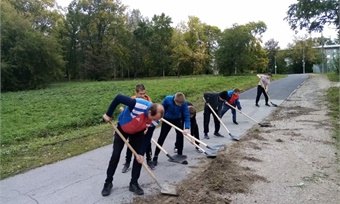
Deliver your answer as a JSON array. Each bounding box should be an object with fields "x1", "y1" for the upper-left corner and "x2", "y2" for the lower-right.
[
  {"x1": 203, "y1": 99, "x2": 239, "y2": 141},
  {"x1": 151, "y1": 138, "x2": 188, "y2": 165},
  {"x1": 160, "y1": 118, "x2": 224, "y2": 151},
  {"x1": 108, "y1": 121, "x2": 178, "y2": 196},
  {"x1": 223, "y1": 100, "x2": 272, "y2": 127}
]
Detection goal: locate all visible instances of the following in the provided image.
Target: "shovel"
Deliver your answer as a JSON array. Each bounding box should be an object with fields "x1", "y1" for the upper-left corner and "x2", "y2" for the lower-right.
[
  {"x1": 260, "y1": 84, "x2": 278, "y2": 107},
  {"x1": 161, "y1": 118, "x2": 224, "y2": 151},
  {"x1": 108, "y1": 121, "x2": 178, "y2": 196},
  {"x1": 151, "y1": 138, "x2": 188, "y2": 164},
  {"x1": 223, "y1": 100, "x2": 272, "y2": 127},
  {"x1": 203, "y1": 99, "x2": 239, "y2": 141}
]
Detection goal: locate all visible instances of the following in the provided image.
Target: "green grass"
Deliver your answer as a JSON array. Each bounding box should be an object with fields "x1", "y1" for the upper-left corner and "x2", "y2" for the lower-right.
[
  {"x1": 0, "y1": 74, "x2": 285, "y2": 178},
  {"x1": 327, "y1": 72, "x2": 340, "y2": 82}
]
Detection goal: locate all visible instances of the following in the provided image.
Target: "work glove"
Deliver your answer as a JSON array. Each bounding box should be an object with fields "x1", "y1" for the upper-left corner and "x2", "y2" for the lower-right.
[
  {"x1": 102, "y1": 113, "x2": 112, "y2": 122},
  {"x1": 183, "y1": 129, "x2": 190, "y2": 135}
]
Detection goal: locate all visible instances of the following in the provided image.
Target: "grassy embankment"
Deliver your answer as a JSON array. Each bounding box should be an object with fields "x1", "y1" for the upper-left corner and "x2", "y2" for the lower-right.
[
  {"x1": 326, "y1": 72, "x2": 340, "y2": 155},
  {"x1": 1, "y1": 74, "x2": 285, "y2": 179}
]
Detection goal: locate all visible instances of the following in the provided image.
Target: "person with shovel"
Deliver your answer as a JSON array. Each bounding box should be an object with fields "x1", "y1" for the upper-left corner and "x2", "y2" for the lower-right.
[
  {"x1": 219, "y1": 88, "x2": 242, "y2": 125},
  {"x1": 122, "y1": 84, "x2": 156, "y2": 173},
  {"x1": 203, "y1": 92, "x2": 224, "y2": 139},
  {"x1": 187, "y1": 102, "x2": 202, "y2": 153},
  {"x1": 152, "y1": 92, "x2": 191, "y2": 166},
  {"x1": 101, "y1": 94, "x2": 164, "y2": 196},
  {"x1": 255, "y1": 73, "x2": 272, "y2": 107}
]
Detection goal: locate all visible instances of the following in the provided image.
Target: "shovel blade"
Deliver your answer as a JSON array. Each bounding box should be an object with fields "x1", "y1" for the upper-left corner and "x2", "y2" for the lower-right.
[
  {"x1": 204, "y1": 148, "x2": 218, "y2": 158},
  {"x1": 168, "y1": 154, "x2": 188, "y2": 165},
  {"x1": 259, "y1": 122, "x2": 272, "y2": 127},
  {"x1": 207, "y1": 144, "x2": 225, "y2": 151},
  {"x1": 160, "y1": 183, "x2": 178, "y2": 196},
  {"x1": 229, "y1": 133, "x2": 240, "y2": 141}
]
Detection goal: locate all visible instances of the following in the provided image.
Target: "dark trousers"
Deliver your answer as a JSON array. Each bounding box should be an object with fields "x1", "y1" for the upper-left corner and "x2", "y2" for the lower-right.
[
  {"x1": 203, "y1": 105, "x2": 220, "y2": 134},
  {"x1": 125, "y1": 126, "x2": 155, "y2": 164},
  {"x1": 154, "y1": 118, "x2": 184, "y2": 156},
  {"x1": 220, "y1": 103, "x2": 237, "y2": 122},
  {"x1": 190, "y1": 116, "x2": 200, "y2": 145},
  {"x1": 105, "y1": 125, "x2": 145, "y2": 184},
  {"x1": 255, "y1": 85, "x2": 269, "y2": 104}
]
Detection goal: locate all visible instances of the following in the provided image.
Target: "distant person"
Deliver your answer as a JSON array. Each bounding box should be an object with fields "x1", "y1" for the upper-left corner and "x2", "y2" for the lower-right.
[
  {"x1": 203, "y1": 92, "x2": 224, "y2": 139},
  {"x1": 122, "y1": 84, "x2": 156, "y2": 173},
  {"x1": 101, "y1": 94, "x2": 164, "y2": 196},
  {"x1": 219, "y1": 89, "x2": 242, "y2": 125},
  {"x1": 255, "y1": 73, "x2": 272, "y2": 107},
  {"x1": 152, "y1": 92, "x2": 191, "y2": 166}
]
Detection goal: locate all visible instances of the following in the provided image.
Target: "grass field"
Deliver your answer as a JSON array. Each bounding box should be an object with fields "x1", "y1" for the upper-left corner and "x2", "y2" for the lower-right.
[
  {"x1": 326, "y1": 72, "x2": 340, "y2": 154},
  {"x1": 1, "y1": 74, "x2": 285, "y2": 179}
]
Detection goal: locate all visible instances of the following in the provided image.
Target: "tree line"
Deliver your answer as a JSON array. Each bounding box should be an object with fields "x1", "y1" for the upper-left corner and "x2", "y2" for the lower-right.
[{"x1": 1, "y1": 0, "x2": 339, "y2": 91}]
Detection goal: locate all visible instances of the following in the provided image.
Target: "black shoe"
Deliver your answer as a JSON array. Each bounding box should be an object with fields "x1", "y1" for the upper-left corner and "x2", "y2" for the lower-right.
[
  {"x1": 101, "y1": 182, "x2": 113, "y2": 197},
  {"x1": 147, "y1": 160, "x2": 156, "y2": 170},
  {"x1": 204, "y1": 133, "x2": 210, "y2": 139},
  {"x1": 265, "y1": 103, "x2": 270, "y2": 107},
  {"x1": 195, "y1": 147, "x2": 203, "y2": 153},
  {"x1": 233, "y1": 121, "x2": 239, "y2": 125},
  {"x1": 129, "y1": 183, "x2": 144, "y2": 195},
  {"x1": 152, "y1": 157, "x2": 158, "y2": 166},
  {"x1": 122, "y1": 163, "x2": 130, "y2": 173},
  {"x1": 255, "y1": 104, "x2": 260, "y2": 107},
  {"x1": 214, "y1": 132, "x2": 224, "y2": 137}
]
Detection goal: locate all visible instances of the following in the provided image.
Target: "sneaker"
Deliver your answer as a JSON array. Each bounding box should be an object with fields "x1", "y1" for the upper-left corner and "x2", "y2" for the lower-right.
[
  {"x1": 173, "y1": 147, "x2": 178, "y2": 154},
  {"x1": 265, "y1": 103, "x2": 270, "y2": 107},
  {"x1": 122, "y1": 163, "x2": 130, "y2": 173},
  {"x1": 152, "y1": 157, "x2": 158, "y2": 166},
  {"x1": 147, "y1": 160, "x2": 156, "y2": 170},
  {"x1": 255, "y1": 104, "x2": 260, "y2": 107},
  {"x1": 129, "y1": 183, "x2": 144, "y2": 195},
  {"x1": 204, "y1": 133, "x2": 210, "y2": 139},
  {"x1": 233, "y1": 121, "x2": 239, "y2": 125},
  {"x1": 101, "y1": 182, "x2": 113, "y2": 196},
  {"x1": 214, "y1": 132, "x2": 224, "y2": 137},
  {"x1": 195, "y1": 147, "x2": 203, "y2": 153}
]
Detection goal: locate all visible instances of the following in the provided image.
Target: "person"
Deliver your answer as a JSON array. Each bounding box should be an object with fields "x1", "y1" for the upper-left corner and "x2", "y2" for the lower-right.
[
  {"x1": 122, "y1": 84, "x2": 155, "y2": 173},
  {"x1": 255, "y1": 73, "x2": 272, "y2": 107},
  {"x1": 203, "y1": 92, "x2": 224, "y2": 139},
  {"x1": 101, "y1": 94, "x2": 164, "y2": 196},
  {"x1": 152, "y1": 92, "x2": 191, "y2": 166},
  {"x1": 187, "y1": 102, "x2": 202, "y2": 153},
  {"x1": 219, "y1": 88, "x2": 242, "y2": 125}
]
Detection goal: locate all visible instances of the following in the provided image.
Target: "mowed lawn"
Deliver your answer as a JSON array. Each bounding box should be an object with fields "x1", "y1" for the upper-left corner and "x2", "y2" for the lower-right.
[{"x1": 1, "y1": 75, "x2": 284, "y2": 179}]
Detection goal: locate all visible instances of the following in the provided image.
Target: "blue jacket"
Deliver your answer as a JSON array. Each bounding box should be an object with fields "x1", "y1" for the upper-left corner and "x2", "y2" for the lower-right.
[{"x1": 162, "y1": 95, "x2": 191, "y2": 129}]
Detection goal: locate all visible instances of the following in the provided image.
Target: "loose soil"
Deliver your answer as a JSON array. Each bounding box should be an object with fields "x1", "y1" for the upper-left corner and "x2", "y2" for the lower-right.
[{"x1": 134, "y1": 75, "x2": 339, "y2": 204}]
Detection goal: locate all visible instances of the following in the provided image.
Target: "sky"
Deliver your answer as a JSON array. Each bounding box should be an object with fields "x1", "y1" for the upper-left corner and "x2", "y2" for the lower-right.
[{"x1": 56, "y1": 0, "x2": 338, "y2": 49}]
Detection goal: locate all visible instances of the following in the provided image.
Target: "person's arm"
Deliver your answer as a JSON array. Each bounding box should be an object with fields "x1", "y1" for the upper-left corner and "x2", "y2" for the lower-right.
[
  {"x1": 105, "y1": 94, "x2": 136, "y2": 118},
  {"x1": 235, "y1": 99, "x2": 242, "y2": 110},
  {"x1": 182, "y1": 102, "x2": 191, "y2": 130}
]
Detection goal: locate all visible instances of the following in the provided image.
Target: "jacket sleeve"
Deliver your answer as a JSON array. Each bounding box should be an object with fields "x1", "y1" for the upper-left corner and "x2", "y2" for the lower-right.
[
  {"x1": 182, "y1": 102, "x2": 191, "y2": 129},
  {"x1": 106, "y1": 94, "x2": 136, "y2": 117},
  {"x1": 235, "y1": 99, "x2": 242, "y2": 109}
]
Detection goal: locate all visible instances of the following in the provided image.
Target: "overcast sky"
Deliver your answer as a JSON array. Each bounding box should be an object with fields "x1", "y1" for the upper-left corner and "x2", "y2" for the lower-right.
[{"x1": 57, "y1": 0, "x2": 337, "y2": 49}]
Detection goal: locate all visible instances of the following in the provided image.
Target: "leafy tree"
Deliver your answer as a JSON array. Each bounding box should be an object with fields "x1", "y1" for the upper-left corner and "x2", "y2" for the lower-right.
[
  {"x1": 216, "y1": 22, "x2": 267, "y2": 75},
  {"x1": 285, "y1": 0, "x2": 339, "y2": 33},
  {"x1": 264, "y1": 39, "x2": 280, "y2": 73},
  {"x1": 1, "y1": 0, "x2": 64, "y2": 91}
]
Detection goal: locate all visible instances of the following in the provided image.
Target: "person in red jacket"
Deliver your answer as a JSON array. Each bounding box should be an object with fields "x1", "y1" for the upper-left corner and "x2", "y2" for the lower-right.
[{"x1": 219, "y1": 88, "x2": 242, "y2": 125}]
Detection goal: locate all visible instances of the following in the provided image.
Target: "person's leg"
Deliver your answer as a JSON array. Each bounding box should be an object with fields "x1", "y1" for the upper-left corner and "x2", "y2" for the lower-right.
[
  {"x1": 153, "y1": 122, "x2": 171, "y2": 164},
  {"x1": 122, "y1": 148, "x2": 132, "y2": 173},
  {"x1": 263, "y1": 88, "x2": 269, "y2": 105},
  {"x1": 191, "y1": 117, "x2": 200, "y2": 145},
  {"x1": 203, "y1": 105, "x2": 210, "y2": 134},
  {"x1": 231, "y1": 108, "x2": 238, "y2": 124},
  {"x1": 255, "y1": 85, "x2": 262, "y2": 106},
  {"x1": 129, "y1": 131, "x2": 145, "y2": 195},
  {"x1": 102, "y1": 126, "x2": 126, "y2": 196},
  {"x1": 212, "y1": 107, "x2": 221, "y2": 134},
  {"x1": 144, "y1": 126, "x2": 155, "y2": 169},
  {"x1": 174, "y1": 119, "x2": 185, "y2": 155}
]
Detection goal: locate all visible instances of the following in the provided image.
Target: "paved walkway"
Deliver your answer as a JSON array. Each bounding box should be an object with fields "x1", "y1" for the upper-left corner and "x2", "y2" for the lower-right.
[{"x1": 0, "y1": 74, "x2": 308, "y2": 204}]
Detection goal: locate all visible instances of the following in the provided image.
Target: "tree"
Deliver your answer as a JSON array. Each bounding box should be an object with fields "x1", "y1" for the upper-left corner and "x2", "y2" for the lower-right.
[
  {"x1": 285, "y1": 0, "x2": 339, "y2": 34},
  {"x1": 264, "y1": 39, "x2": 280, "y2": 73},
  {"x1": 216, "y1": 22, "x2": 268, "y2": 75},
  {"x1": 1, "y1": 0, "x2": 64, "y2": 91}
]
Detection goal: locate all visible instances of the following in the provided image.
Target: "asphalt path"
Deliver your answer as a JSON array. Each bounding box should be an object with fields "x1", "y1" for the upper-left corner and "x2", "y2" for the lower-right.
[{"x1": 0, "y1": 74, "x2": 308, "y2": 204}]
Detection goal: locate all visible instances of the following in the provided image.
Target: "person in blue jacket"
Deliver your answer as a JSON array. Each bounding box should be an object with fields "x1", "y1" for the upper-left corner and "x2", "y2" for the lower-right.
[
  {"x1": 101, "y1": 94, "x2": 164, "y2": 196},
  {"x1": 219, "y1": 88, "x2": 242, "y2": 125},
  {"x1": 152, "y1": 92, "x2": 191, "y2": 166}
]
